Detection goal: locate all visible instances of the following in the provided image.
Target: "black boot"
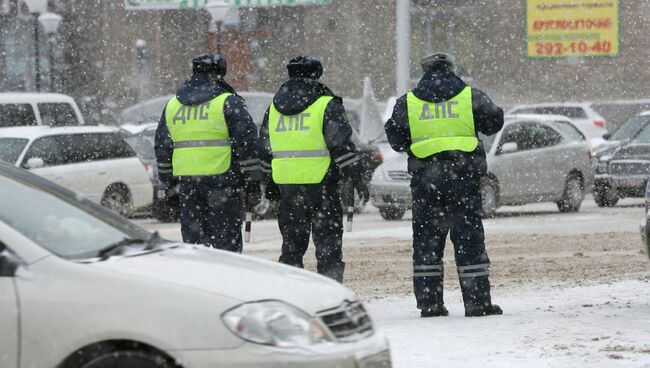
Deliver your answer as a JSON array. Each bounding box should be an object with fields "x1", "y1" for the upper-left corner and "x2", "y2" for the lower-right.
[
  {"x1": 319, "y1": 261, "x2": 345, "y2": 283},
  {"x1": 420, "y1": 305, "x2": 449, "y2": 318},
  {"x1": 460, "y1": 276, "x2": 503, "y2": 317}
]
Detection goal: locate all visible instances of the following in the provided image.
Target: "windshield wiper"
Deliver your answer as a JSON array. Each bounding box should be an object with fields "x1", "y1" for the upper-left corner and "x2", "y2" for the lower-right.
[
  {"x1": 96, "y1": 231, "x2": 165, "y2": 260},
  {"x1": 96, "y1": 237, "x2": 147, "y2": 260}
]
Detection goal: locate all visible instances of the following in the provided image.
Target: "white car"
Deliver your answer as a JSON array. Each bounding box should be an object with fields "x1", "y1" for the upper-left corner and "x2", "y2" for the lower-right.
[
  {"x1": 507, "y1": 102, "x2": 607, "y2": 142},
  {"x1": 0, "y1": 126, "x2": 153, "y2": 216},
  {"x1": 0, "y1": 162, "x2": 391, "y2": 368},
  {"x1": 0, "y1": 92, "x2": 85, "y2": 127},
  {"x1": 370, "y1": 114, "x2": 595, "y2": 219}
]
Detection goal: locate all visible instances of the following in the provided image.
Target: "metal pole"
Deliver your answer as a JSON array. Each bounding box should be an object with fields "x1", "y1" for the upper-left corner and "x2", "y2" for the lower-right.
[
  {"x1": 48, "y1": 35, "x2": 54, "y2": 92},
  {"x1": 216, "y1": 21, "x2": 223, "y2": 54},
  {"x1": 395, "y1": 0, "x2": 410, "y2": 96},
  {"x1": 34, "y1": 16, "x2": 40, "y2": 92}
]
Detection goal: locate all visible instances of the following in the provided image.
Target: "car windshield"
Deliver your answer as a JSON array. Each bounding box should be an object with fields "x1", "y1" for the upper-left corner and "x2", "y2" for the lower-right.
[
  {"x1": 0, "y1": 138, "x2": 28, "y2": 164},
  {"x1": 532, "y1": 106, "x2": 587, "y2": 119},
  {"x1": 610, "y1": 115, "x2": 650, "y2": 141},
  {"x1": 0, "y1": 169, "x2": 152, "y2": 259}
]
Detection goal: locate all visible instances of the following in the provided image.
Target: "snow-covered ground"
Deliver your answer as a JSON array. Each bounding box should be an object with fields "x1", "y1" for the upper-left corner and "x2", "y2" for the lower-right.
[
  {"x1": 138, "y1": 197, "x2": 650, "y2": 367},
  {"x1": 370, "y1": 281, "x2": 650, "y2": 368}
]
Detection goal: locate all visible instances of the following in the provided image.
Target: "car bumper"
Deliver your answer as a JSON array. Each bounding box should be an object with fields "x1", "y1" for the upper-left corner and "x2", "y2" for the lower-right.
[
  {"x1": 595, "y1": 174, "x2": 647, "y2": 197},
  {"x1": 171, "y1": 333, "x2": 391, "y2": 368},
  {"x1": 370, "y1": 180, "x2": 412, "y2": 209}
]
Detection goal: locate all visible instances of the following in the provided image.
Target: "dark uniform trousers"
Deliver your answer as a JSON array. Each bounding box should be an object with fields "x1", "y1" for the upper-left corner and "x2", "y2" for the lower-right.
[
  {"x1": 178, "y1": 177, "x2": 243, "y2": 253},
  {"x1": 411, "y1": 162, "x2": 494, "y2": 310},
  {"x1": 277, "y1": 183, "x2": 345, "y2": 282}
]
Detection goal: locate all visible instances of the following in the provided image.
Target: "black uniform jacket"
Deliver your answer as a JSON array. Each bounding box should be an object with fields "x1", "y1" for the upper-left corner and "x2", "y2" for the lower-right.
[
  {"x1": 259, "y1": 78, "x2": 362, "y2": 186},
  {"x1": 155, "y1": 74, "x2": 259, "y2": 188},
  {"x1": 385, "y1": 69, "x2": 504, "y2": 176}
]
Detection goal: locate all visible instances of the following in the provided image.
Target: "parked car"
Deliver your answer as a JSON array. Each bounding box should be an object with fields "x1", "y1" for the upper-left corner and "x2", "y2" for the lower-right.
[
  {"x1": 0, "y1": 126, "x2": 153, "y2": 216},
  {"x1": 0, "y1": 161, "x2": 391, "y2": 368},
  {"x1": 639, "y1": 178, "x2": 650, "y2": 261},
  {"x1": 507, "y1": 102, "x2": 607, "y2": 142},
  {"x1": 594, "y1": 123, "x2": 650, "y2": 207},
  {"x1": 0, "y1": 92, "x2": 84, "y2": 127},
  {"x1": 370, "y1": 114, "x2": 595, "y2": 219},
  {"x1": 596, "y1": 110, "x2": 650, "y2": 155}
]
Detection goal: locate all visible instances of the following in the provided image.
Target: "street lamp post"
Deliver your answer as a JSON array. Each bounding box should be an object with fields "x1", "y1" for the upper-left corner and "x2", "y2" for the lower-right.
[
  {"x1": 38, "y1": 12, "x2": 63, "y2": 92},
  {"x1": 135, "y1": 39, "x2": 148, "y2": 104},
  {"x1": 23, "y1": 0, "x2": 47, "y2": 92},
  {"x1": 207, "y1": 6, "x2": 230, "y2": 53}
]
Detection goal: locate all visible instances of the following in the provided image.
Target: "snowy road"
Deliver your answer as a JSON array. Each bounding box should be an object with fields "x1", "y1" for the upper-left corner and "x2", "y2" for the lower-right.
[{"x1": 136, "y1": 196, "x2": 650, "y2": 367}]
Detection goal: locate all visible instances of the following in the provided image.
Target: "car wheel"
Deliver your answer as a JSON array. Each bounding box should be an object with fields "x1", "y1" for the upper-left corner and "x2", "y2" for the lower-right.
[
  {"x1": 480, "y1": 179, "x2": 498, "y2": 218},
  {"x1": 557, "y1": 174, "x2": 584, "y2": 213},
  {"x1": 101, "y1": 185, "x2": 132, "y2": 216},
  {"x1": 253, "y1": 196, "x2": 277, "y2": 220},
  {"x1": 68, "y1": 349, "x2": 177, "y2": 368},
  {"x1": 593, "y1": 185, "x2": 619, "y2": 207},
  {"x1": 379, "y1": 206, "x2": 406, "y2": 220}
]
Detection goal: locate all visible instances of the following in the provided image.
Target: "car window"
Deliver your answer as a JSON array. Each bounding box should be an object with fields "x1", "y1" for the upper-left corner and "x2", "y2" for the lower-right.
[
  {"x1": 22, "y1": 136, "x2": 63, "y2": 167},
  {"x1": 98, "y1": 133, "x2": 137, "y2": 160},
  {"x1": 498, "y1": 123, "x2": 532, "y2": 152},
  {"x1": 510, "y1": 107, "x2": 535, "y2": 115},
  {"x1": 0, "y1": 138, "x2": 28, "y2": 164},
  {"x1": 527, "y1": 123, "x2": 563, "y2": 149},
  {"x1": 0, "y1": 173, "x2": 140, "y2": 258},
  {"x1": 611, "y1": 115, "x2": 650, "y2": 141},
  {"x1": 634, "y1": 124, "x2": 650, "y2": 144},
  {"x1": 37, "y1": 103, "x2": 80, "y2": 126},
  {"x1": 552, "y1": 121, "x2": 586, "y2": 141},
  {"x1": 533, "y1": 106, "x2": 587, "y2": 119},
  {"x1": 479, "y1": 133, "x2": 496, "y2": 153},
  {"x1": 0, "y1": 104, "x2": 37, "y2": 127}
]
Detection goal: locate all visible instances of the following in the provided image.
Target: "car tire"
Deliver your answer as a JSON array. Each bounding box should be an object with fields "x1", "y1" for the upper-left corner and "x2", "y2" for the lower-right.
[
  {"x1": 67, "y1": 348, "x2": 177, "y2": 368},
  {"x1": 480, "y1": 179, "x2": 498, "y2": 218},
  {"x1": 557, "y1": 174, "x2": 584, "y2": 213},
  {"x1": 593, "y1": 186, "x2": 619, "y2": 207},
  {"x1": 101, "y1": 184, "x2": 132, "y2": 216},
  {"x1": 379, "y1": 206, "x2": 406, "y2": 220}
]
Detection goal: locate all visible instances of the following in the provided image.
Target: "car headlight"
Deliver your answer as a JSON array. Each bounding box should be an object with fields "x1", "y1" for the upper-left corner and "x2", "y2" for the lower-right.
[{"x1": 222, "y1": 301, "x2": 333, "y2": 347}]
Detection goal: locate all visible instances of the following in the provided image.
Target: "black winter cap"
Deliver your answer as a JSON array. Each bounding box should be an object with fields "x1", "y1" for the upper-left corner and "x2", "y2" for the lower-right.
[
  {"x1": 286, "y1": 55, "x2": 323, "y2": 79},
  {"x1": 192, "y1": 54, "x2": 227, "y2": 77}
]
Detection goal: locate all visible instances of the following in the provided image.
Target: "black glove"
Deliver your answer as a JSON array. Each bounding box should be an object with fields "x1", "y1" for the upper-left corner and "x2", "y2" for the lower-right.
[
  {"x1": 244, "y1": 180, "x2": 262, "y2": 208},
  {"x1": 264, "y1": 181, "x2": 281, "y2": 202},
  {"x1": 352, "y1": 176, "x2": 370, "y2": 204}
]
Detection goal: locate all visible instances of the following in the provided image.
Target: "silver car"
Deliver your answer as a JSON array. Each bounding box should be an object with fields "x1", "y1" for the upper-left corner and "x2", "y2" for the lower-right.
[{"x1": 370, "y1": 114, "x2": 595, "y2": 219}]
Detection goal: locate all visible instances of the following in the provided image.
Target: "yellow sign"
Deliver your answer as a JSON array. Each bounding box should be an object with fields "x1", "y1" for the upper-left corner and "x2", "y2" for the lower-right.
[{"x1": 526, "y1": 0, "x2": 619, "y2": 58}]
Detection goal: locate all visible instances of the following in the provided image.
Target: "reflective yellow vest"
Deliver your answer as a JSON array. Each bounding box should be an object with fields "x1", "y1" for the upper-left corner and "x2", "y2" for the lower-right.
[
  {"x1": 268, "y1": 96, "x2": 333, "y2": 184},
  {"x1": 407, "y1": 87, "x2": 478, "y2": 158},
  {"x1": 165, "y1": 93, "x2": 232, "y2": 176}
]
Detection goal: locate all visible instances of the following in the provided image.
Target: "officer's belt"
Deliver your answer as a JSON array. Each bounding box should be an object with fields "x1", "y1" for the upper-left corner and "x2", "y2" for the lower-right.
[
  {"x1": 272, "y1": 150, "x2": 330, "y2": 158},
  {"x1": 174, "y1": 139, "x2": 231, "y2": 149}
]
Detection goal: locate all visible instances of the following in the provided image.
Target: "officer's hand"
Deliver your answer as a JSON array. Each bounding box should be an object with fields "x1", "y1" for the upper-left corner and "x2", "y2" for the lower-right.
[
  {"x1": 264, "y1": 182, "x2": 281, "y2": 202},
  {"x1": 353, "y1": 179, "x2": 370, "y2": 204},
  {"x1": 245, "y1": 181, "x2": 263, "y2": 207}
]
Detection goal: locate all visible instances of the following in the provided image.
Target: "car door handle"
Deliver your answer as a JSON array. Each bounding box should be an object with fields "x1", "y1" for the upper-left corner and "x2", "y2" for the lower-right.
[{"x1": 98, "y1": 171, "x2": 107, "y2": 175}]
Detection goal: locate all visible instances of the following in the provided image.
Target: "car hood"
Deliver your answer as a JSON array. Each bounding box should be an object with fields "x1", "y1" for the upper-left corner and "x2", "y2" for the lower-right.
[
  {"x1": 91, "y1": 244, "x2": 356, "y2": 314},
  {"x1": 611, "y1": 143, "x2": 650, "y2": 161}
]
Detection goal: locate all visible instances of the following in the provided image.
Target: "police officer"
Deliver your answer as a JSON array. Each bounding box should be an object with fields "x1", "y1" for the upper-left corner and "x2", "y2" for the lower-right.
[
  {"x1": 385, "y1": 53, "x2": 504, "y2": 317},
  {"x1": 155, "y1": 54, "x2": 260, "y2": 252},
  {"x1": 259, "y1": 56, "x2": 368, "y2": 282}
]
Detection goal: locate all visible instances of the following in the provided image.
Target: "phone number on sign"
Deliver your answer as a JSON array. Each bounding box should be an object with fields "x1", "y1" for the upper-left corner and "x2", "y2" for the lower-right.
[{"x1": 534, "y1": 40, "x2": 613, "y2": 56}]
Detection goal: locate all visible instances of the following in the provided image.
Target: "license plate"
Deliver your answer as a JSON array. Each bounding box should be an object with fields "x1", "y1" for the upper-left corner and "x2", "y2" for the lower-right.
[{"x1": 358, "y1": 350, "x2": 392, "y2": 368}]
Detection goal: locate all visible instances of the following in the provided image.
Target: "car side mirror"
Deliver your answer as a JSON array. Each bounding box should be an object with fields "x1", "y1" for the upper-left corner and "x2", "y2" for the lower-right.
[
  {"x1": 25, "y1": 157, "x2": 44, "y2": 169},
  {"x1": 500, "y1": 142, "x2": 518, "y2": 154},
  {"x1": 602, "y1": 133, "x2": 611, "y2": 140},
  {"x1": 0, "y1": 242, "x2": 19, "y2": 277}
]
